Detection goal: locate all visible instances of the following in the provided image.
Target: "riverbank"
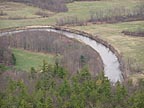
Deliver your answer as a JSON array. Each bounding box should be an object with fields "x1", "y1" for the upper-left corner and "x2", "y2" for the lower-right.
[{"x1": 0, "y1": 26, "x2": 125, "y2": 82}]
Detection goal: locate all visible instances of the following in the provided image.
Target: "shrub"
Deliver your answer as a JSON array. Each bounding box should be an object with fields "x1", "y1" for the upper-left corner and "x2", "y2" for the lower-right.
[
  {"x1": 0, "y1": 10, "x2": 7, "y2": 16},
  {"x1": 12, "y1": 53, "x2": 16, "y2": 65},
  {"x1": 56, "y1": 16, "x2": 87, "y2": 26},
  {"x1": 35, "y1": 11, "x2": 50, "y2": 17},
  {"x1": 89, "y1": 4, "x2": 144, "y2": 23}
]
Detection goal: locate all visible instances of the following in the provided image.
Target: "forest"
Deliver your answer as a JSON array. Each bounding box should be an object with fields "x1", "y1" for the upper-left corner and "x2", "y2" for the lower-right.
[
  {"x1": 0, "y1": 0, "x2": 144, "y2": 107},
  {"x1": 0, "y1": 30, "x2": 103, "y2": 74},
  {"x1": 0, "y1": 29, "x2": 144, "y2": 108},
  {"x1": 0, "y1": 61, "x2": 144, "y2": 108}
]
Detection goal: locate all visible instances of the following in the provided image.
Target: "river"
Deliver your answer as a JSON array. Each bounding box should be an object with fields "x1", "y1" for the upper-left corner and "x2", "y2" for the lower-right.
[{"x1": 0, "y1": 28, "x2": 123, "y2": 83}]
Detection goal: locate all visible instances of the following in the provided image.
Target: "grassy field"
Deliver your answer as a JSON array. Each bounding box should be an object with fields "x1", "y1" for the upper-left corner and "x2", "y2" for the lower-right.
[
  {"x1": 12, "y1": 48, "x2": 55, "y2": 71},
  {"x1": 71, "y1": 21, "x2": 144, "y2": 73},
  {"x1": 0, "y1": 2, "x2": 54, "y2": 19},
  {"x1": 0, "y1": 0, "x2": 143, "y2": 28},
  {"x1": 0, "y1": 0, "x2": 144, "y2": 77},
  {"x1": 123, "y1": 24, "x2": 144, "y2": 32}
]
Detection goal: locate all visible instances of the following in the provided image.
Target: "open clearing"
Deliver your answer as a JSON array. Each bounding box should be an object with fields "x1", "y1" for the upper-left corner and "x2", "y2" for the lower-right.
[
  {"x1": 12, "y1": 48, "x2": 54, "y2": 71},
  {"x1": 0, "y1": 0, "x2": 144, "y2": 77},
  {"x1": 71, "y1": 21, "x2": 144, "y2": 72},
  {"x1": 0, "y1": 0, "x2": 143, "y2": 28},
  {"x1": 0, "y1": 2, "x2": 54, "y2": 19}
]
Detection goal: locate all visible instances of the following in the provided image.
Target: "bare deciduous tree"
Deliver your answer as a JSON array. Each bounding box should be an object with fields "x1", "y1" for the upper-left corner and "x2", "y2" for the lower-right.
[{"x1": 3, "y1": 31, "x2": 103, "y2": 75}]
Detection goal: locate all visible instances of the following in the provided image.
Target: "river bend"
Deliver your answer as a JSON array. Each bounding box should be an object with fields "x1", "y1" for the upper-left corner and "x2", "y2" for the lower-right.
[{"x1": 0, "y1": 28, "x2": 123, "y2": 82}]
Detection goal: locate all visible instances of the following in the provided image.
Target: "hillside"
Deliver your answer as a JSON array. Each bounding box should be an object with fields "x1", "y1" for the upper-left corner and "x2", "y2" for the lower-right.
[{"x1": 0, "y1": 0, "x2": 144, "y2": 107}]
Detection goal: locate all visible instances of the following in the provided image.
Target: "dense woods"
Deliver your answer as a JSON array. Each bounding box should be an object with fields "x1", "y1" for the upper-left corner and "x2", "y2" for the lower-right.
[
  {"x1": 0, "y1": 31, "x2": 103, "y2": 74},
  {"x1": 0, "y1": 62, "x2": 144, "y2": 108}
]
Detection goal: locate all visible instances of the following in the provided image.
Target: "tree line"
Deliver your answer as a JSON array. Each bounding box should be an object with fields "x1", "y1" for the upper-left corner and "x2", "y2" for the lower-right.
[
  {"x1": 0, "y1": 0, "x2": 68, "y2": 12},
  {"x1": 89, "y1": 4, "x2": 144, "y2": 23},
  {"x1": 56, "y1": 4, "x2": 144, "y2": 26},
  {"x1": 1, "y1": 30, "x2": 103, "y2": 75},
  {"x1": 0, "y1": 61, "x2": 144, "y2": 108}
]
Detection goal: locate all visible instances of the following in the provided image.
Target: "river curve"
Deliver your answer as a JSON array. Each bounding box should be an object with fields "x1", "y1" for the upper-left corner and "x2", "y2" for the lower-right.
[{"x1": 0, "y1": 27, "x2": 123, "y2": 83}]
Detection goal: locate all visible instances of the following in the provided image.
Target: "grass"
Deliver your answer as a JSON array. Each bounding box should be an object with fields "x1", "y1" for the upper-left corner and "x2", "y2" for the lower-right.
[
  {"x1": 0, "y1": 18, "x2": 55, "y2": 28},
  {"x1": 71, "y1": 21, "x2": 144, "y2": 72},
  {"x1": 130, "y1": 73, "x2": 144, "y2": 84},
  {"x1": 66, "y1": 0, "x2": 142, "y2": 19},
  {"x1": 12, "y1": 48, "x2": 55, "y2": 71},
  {"x1": 124, "y1": 25, "x2": 144, "y2": 33},
  {"x1": 0, "y1": 0, "x2": 143, "y2": 29},
  {"x1": 0, "y1": 0, "x2": 144, "y2": 78},
  {"x1": 0, "y1": 2, "x2": 54, "y2": 19},
  {"x1": 0, "y1": 64, "x2": 10, "y2": 73}
]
